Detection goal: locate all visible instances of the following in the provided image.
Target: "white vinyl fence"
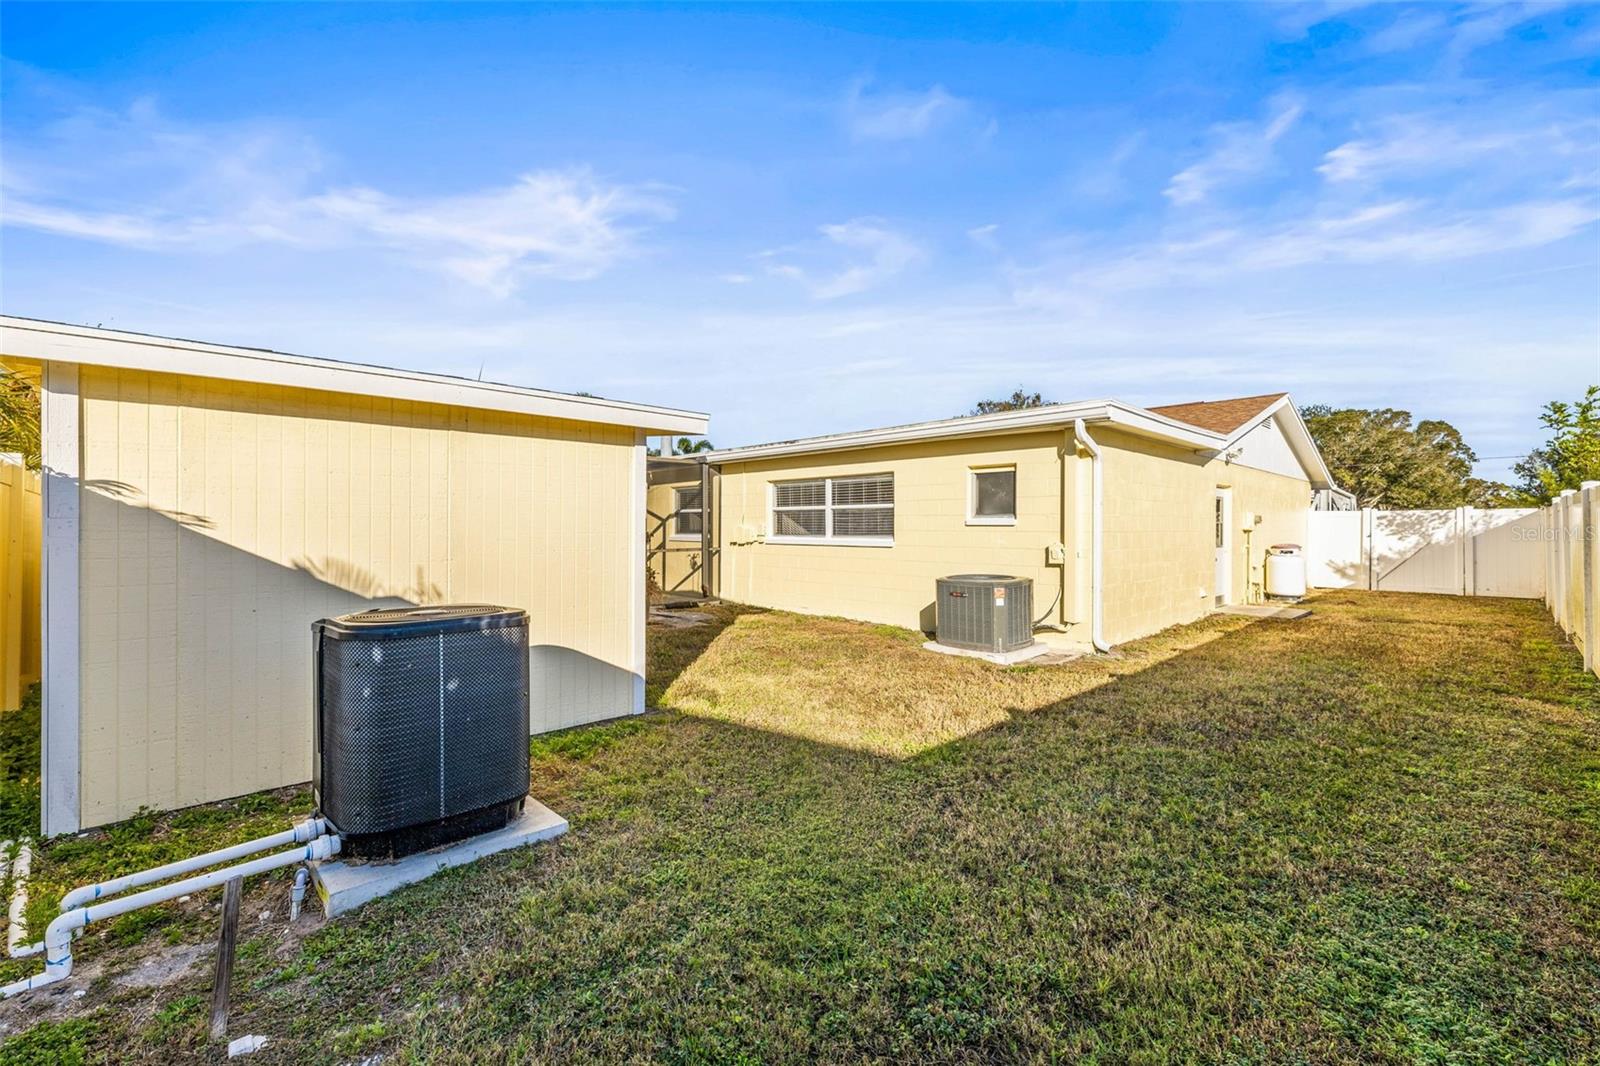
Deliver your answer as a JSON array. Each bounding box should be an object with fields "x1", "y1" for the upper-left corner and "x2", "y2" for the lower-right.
[
  {"x1": 1543, "y1": 483, "x2": 1599, "y2": 677},
  {"x1": 1307, "y1": 490, "x2": 1599, "y2": 678},
  {"x1": 1307, "y1": 507, "x2": 1544, "y2": 598}
]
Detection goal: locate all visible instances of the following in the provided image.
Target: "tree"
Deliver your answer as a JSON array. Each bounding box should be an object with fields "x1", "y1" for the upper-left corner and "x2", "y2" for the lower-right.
[
  {"x1": 1302, "y1": 405, "x2": 1509, "y2": 509},
  {"x1": 646, "y1": 437, "x2": 714, "y2": 457},
  {"x1": 0, "y1": 368, "x2": 40, "y2": 470},
  {"x1": 969, "y1": 389, "x2": 1052, "y2": 416},
  {"x1": 1512, "y1": 385, "x2": 1600, "y2": 504}
]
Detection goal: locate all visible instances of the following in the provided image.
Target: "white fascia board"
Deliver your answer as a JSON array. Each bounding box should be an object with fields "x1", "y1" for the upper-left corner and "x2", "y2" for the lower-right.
[
  {"x1": 0, "y1": 317, "x2": 709, "y2": 436},
  {"x1": 1220, "y1": 395, "x2": 1335, "y2": 489},
  {"x1": 701, "y1": 400, "x2": 1224, "y2": 464}
]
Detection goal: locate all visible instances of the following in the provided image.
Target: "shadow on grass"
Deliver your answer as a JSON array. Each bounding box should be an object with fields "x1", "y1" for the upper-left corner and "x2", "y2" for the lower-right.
[
  {"x1": 258, "y1": 590, "x2": 1598, "y2": 1064},
  {"x1": 644, "y1": 602, "x2": 764, "y2": 708},
  {"x1": 6, "y1": 592, "x2": 1598, "y2": 1064}
]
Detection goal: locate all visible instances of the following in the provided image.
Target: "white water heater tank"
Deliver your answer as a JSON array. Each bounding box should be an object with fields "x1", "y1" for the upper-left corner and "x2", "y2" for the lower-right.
[{"x1": 1265, "y1": 544, "x2": 1307, "y2": 598}]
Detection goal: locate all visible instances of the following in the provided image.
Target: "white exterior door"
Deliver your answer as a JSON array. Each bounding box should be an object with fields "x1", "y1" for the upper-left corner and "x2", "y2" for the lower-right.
[{"x1": 1214, "y1": 489, "x2": 1232, "y2": 606}]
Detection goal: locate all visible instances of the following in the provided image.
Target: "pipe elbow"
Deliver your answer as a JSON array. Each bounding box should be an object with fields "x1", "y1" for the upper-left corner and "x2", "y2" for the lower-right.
[
  {"x1": 58, "y1": 886, "x2": 93, "y2": 912},
  {"x1": 45, "y1": 909, "x2": 87, "y2": 950}
]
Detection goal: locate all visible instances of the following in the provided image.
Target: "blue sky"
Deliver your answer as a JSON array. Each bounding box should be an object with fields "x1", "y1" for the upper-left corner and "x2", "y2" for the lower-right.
[{"x1": 2, "y1": 3, "x2": 1596, "y2": 478}]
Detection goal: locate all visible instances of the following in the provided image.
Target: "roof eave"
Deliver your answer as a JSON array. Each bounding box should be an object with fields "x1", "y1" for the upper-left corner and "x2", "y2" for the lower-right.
[
  {"x1": 0, "y1": 316, "x2": 709, "y2": 436},
  {"x1": 699, "y1": 400, "x2": 1225, "y2": 464}
]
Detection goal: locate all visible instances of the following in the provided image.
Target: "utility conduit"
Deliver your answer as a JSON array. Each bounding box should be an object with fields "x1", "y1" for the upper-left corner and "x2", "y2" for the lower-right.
[
  {"x1": 6, "y1": 841, "x2": 41, "y2": 958},
  {"x1": 57, "y1": 817, "x2": 328, "y2": 912},
  {"x1": 2, "y1": 835, "x2": 341, "y2": 998},
  {"x1": 1072, "y1": 420, "x2": 1110, "y2": 653}
]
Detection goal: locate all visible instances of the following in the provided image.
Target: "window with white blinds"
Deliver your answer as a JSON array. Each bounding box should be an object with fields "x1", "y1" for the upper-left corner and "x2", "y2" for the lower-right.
[
  {"x1": 770, "y1": 473, "x2": 894, "y2": 543},
  {"x1": 673, "y1": 485, "x2": 703, "y2": 538}
]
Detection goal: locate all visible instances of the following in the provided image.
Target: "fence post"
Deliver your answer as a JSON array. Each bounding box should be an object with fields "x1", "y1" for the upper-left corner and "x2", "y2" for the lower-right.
[
  {"x1": 1550, "y1": 497, "x2": 1561, "y2": 624},
  {"x1": 1362, "y1": 507, "x2": 1375, "y2": 591},
  {"x1": 1582, "y1": 482, "x2": 1598, "y2": 673},
  {"x1": 1548, "y1": 503, "x2": 1558, "y2": 611},
  {"x1": 1459, "y1": 506, "x2": 1474, "y2": 597},
  {"x1": 1543, "y1": 505, "x2": 1553, "y2": 609}
]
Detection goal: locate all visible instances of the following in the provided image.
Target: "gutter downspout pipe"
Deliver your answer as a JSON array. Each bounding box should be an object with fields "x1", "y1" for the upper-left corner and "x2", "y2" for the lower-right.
[
  {"x1": 2, "y1": 834, "x2": 341, "y2": 998},
  {"x1": 1073, "y1": 420, "x2": 1111, "y2": 653}
]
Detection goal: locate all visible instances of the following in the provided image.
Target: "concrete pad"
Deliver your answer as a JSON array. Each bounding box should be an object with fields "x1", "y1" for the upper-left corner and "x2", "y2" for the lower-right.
[
  {"x1": 922, "y1": 640, "x2": 1054, "y2": 665},
  {"x1": 1218, "y1": 604, "x2": 1311, "y2": 620},
  {"x1": 311, "y1": 799, "x2": 568, "y2": 918}
]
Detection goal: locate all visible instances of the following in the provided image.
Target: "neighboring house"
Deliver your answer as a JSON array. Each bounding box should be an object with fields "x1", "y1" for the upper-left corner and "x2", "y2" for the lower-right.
[
  {"x1": 650, "y1": 393, "x2": 1336, "y2": 648},
  {"x1": 1, "y1": 316, "x2": 707, "y2": 834}
]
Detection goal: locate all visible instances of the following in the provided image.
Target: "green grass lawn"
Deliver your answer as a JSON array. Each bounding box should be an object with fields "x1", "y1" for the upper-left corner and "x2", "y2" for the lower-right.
[{"x1": 2, "y1": 591, "x2": 1597, "y2": 1064}]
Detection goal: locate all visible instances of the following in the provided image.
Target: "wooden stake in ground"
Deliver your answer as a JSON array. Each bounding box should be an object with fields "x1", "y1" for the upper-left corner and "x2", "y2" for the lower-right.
[{"x1": 210, "y1": 876, "x2": 243, "y2": 1041}]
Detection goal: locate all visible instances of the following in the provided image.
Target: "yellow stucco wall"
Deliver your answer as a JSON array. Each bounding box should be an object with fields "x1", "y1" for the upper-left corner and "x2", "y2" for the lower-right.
[
  {"x1": 1, "y1": 461, "x2": 42, "y2": 709},
  {"x1": 1095, "y1": 428, "x2": 1309, "y2": 644},
  {"x1": 714, "y1": 431, "x2": 1079, "y2": 638},
  {"x1": 75, "y1": 366, "x2": 640, "y2": 827},
  {"x1": 706, "y1": 426, "x2": 1310, "y2": 651},
  {"x1": 645, "y1": 474, "x2": 706, "y2": 596}
]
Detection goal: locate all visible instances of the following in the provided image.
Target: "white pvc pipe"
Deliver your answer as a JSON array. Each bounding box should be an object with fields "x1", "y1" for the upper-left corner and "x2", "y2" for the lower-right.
[
  {"x1": 2, "y1": 835, "x2": 340, "y2": 998},
  {"x1": 7, "y1": 841, "x2": 41, "y2": 958},
  {"x1": 1073, "y1": 420, "x2": 1110, "y2": 653},
  {"x1": 58, "y1": 817, "x2": 328, "y2": 912},
  {"x1": 290, "y1": 866, "x2": 309, "y2": 921}
]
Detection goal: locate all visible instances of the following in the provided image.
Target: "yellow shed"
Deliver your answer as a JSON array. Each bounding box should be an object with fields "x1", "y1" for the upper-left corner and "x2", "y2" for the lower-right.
[
  {"x1": 0, "y1": 316, "x2": 707, "y2": 834},
  {"x1": 681, "y1": 394, "x2": 1335, "y2": 650}
]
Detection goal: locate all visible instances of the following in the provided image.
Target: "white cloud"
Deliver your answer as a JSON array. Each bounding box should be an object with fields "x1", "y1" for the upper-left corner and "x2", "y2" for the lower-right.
[
  {"x1": 306, "y1": 173, "x2": 672, "y2": 294},
  {"x1": 762, "y1": 218, "x2": 922, "y2": 299},
  {"x1": 966, "y1": 223, "x2": 1000, "y2": 251},
  {"x1": 1320, "y1": 111, "x2": 1598, "y2": 184},
  {"x1": 1165, "y1": 95, "x2": 1305, "y2": 206},
  {"x1": 1, "y1": 100, "x2": 672, "y2": 295},
  {"x1": 1030, "y1": 197, "x2": 1599, "y2": 295},
  {"x1": 844, "y1": 80, "x2": 968, "y2": 141},
  {"x1": 1073, "y1": 131, "x2": 1145, "y2": 201},
  {"x1": 1441, "y1": 2, "x2": 1546, "y2": 71},
  {"x1": 1362, "y1": 10, "x2": 1450, "y2": 53}
]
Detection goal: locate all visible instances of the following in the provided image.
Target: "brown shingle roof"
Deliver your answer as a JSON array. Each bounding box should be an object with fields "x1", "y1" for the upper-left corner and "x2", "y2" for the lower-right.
[{"x1": 1146, "y1": 393, "x2": 1287, "y2": 435}]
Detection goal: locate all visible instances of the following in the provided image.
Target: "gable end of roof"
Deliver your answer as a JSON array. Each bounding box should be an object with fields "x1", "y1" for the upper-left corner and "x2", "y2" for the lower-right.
[{"x1": 1146, "y1": 393, "x2": 1288, "y2": 435}]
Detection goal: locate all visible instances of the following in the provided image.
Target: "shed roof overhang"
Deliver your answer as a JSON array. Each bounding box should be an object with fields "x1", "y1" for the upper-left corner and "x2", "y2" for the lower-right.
[{"x1": 0, "y1": 316, "x2": 709, "y2": 436}]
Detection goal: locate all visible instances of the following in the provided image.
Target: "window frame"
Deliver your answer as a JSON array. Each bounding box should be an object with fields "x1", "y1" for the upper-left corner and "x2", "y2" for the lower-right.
[
  {"x1": 767, "y1": 473, "x2": 895, "y2": 547},
  {"x1": 966, "y1": 465, "x2": 1018, "y2": 527},
  {"x1": 671, "y1": 485, "x2": 704, "y2": 541}
]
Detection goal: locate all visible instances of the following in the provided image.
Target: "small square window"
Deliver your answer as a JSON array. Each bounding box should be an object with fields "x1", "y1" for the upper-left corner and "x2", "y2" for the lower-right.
[
  {"x1": 970, "y1": 468, "x2": 1016, "y2": 524},
  {"x1": 673, "y1": 486, "x2": 703, "y2": 538}
]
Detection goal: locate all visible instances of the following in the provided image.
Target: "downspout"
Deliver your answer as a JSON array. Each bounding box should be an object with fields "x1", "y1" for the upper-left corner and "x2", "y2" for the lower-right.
[{"x1": 1072, "y1": 420, "x2": 1110, "y2": 653}]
